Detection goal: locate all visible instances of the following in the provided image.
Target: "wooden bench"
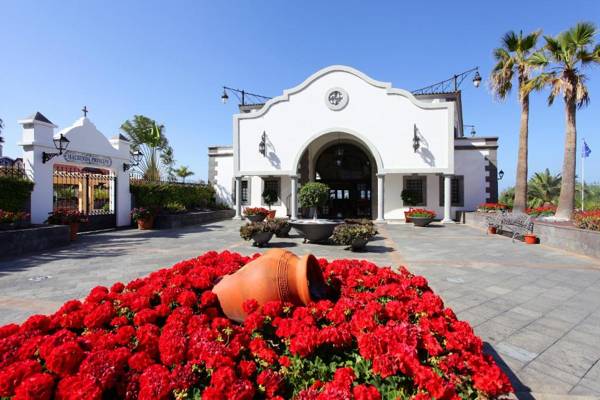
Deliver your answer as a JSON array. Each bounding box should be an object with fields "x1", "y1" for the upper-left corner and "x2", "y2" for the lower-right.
[{"x1": 487, "y1": 212, "x2": 534, "y2": 242}]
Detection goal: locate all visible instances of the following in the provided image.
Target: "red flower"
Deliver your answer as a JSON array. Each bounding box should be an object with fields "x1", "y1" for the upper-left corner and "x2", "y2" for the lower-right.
[
  {"x1": 55, "y1": 374, "x2": 102, "y2": 400},
  {"x1": 13, "y1": 373, "x2": 54, "y2": 400},
  {"x1": 138, "y1": 364, "x2": 171, "y2": 400},
  {"x1": 46, "y1": 342, "x2": 85, "y2": 377}
]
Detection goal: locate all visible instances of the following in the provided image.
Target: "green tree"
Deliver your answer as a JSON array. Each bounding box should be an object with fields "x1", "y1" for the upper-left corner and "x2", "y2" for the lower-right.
[
  {"x1": 499, "y1": 186, "x2": 515, "y2": 208},
  {"x1": 490, "y1": 30, "x2": 541, "y2": 212},
  {"x1": 298, "y1": 182, "x2": 330, "y2": 219},
  {"x1": 120, "y1": 115, "x2": 175, "y2": 181},
  {"x1": 526, "y1": 22, "x2": 600, "y2": 219},
  {"x1": 174, "y1": 165, "x2": 194, "y2": 183},
  {"x1": 528, "y1": 169, "x2": 561, "y2": 207}
]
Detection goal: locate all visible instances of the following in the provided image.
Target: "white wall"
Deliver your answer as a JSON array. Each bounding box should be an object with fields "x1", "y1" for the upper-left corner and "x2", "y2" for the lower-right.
[
  {"x1": 235, "y1": 66, "x2": 454, "y2": 176},
  {"x1": 210, "y1": 148, "x2": 234, "y2": 207}
]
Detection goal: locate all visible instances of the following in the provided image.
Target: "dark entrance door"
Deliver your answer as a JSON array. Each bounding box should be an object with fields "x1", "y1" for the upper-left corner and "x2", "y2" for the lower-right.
[{"x1": 315, "y1": 143, "x2": 372, "y2": 219}]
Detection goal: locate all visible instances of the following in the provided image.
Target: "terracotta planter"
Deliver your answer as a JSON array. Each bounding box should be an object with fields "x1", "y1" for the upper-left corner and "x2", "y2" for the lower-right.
[
  {"x1": 267, "y1": 210, "x2": 276, "y2": 219},
  {"x1": 488, "y1": 226, "x2": 497, "y2": 235},
  {"x1": 404, "y1": 211, "x2": 412, "y2": 223},
  {"x1": 246, "y1": 214, "x2": 266, "y2": 223},
  {"x1": 212, "y1": 249, "x2": 330, "y2": 322},
  {"x1": 69, "y1": 222, "x2": 79, "y2": 241},
  {"x1": 524, "y1": 234, "x2": 537, "y2": 244},
  {"x1": 137, "y1": 216, "x2": 154, "y2": 230}
]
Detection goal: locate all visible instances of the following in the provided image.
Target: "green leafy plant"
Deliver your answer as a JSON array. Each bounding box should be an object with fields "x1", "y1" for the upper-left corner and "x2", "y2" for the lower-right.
[
  {"x1": 332, "y1": 223, "x2": 378, "y2": 246},
  {"x1": 262, "y1": 188, "x2": 278, "y2": 210},
  {"x1": 164, "y1": 201, "x2": 187, "y2": 214},
  {"x1": 130, "y1": 207, "x2": 155, "y2": 222},
  {"x1": 174, "y1": 165, "x2": 194, "y2": 183},
  {"x1": 239, "y1": 220, "x2": 277, "y2": 241},
  {"x1": 298, "y1": 182, "x2": 330, "y2": 219},
  {"x1": 130, "y1": 182, "x2": 215, "y2": 211},
  {"x1": 0, "y1": 176, "x2": 34, "y2": 212}
]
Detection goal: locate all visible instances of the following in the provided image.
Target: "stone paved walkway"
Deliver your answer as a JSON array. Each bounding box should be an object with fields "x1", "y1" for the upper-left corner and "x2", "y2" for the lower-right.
[{"x1": 1, "y1": 220, "x2": 600, "y2": 398}]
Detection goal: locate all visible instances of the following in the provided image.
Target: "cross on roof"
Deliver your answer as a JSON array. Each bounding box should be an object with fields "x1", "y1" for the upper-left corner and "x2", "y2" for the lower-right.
[{"x1": 82, "y1": 106, "x2": 88, "y2": 117}]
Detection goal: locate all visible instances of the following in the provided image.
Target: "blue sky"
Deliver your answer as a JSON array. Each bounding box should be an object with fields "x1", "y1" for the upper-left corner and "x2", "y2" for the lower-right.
[{"x1": 1, "y1": 0, "x2": 599, "y2": 190}]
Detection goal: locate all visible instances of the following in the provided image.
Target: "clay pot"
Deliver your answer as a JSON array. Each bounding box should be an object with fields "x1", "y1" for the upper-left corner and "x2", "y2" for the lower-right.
[
  {"x1": 212, "y1": 249, "x2": 330, "y2": 323},
  {"x1": 524, "y1": 234, "x2": 537, "y2": 244},
  {"x1": 69, "y1": 222, "x2": 79, "y2": 241},
  {"x1": 404, "y1": 211, "x2": 412, "y2": 223},
  {"x1": 488, "y1": 226, "x2": 497, "y2": 235},
  {"x1": 267, "y1": 210, "x2": 276, "y2": 219},
  {"x1": 137, "y1": 217, "x2": 154, "y2": 230}
]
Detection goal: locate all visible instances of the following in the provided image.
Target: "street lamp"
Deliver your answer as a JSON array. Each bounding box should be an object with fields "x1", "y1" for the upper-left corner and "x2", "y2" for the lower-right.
[
  {"x1": 412, "y1": 67, "x2": 483, "y2": 95},
  {"x1": 258, "y1": 132, "x2": 267, "y2": 157},
  {"x1": 123, "y1": 149, "x2": 143, "y2": 172},
  {"x1": 221, "y1": 89, "x2": 229, "y2": 104},
  {"x1": 42, "y1": 134, "x2": 70, "y2": 163},
  {"x1": 221, "y1": 86, "x2": 271, "y2": 106},
  {"x1": 412, "y1": 128, "x2": 421, "y2": 153},
  {"x1": 464, "y1": 124, "x2": 477, "y2": 137},
  {"x1": 472, "y1": 71, "x2": 482, "y2": 88},
  {"x1": 498, "y1": 170, "x2": 505, "y2": 180}
]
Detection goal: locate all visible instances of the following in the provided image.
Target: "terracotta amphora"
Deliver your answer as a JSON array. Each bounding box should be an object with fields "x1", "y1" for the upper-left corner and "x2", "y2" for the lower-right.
[{"x1": 212, "y1": 249, "x2": 330, "y2": 323}]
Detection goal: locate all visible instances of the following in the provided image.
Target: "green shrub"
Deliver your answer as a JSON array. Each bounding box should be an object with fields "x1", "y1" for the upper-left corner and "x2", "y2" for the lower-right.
[
  {"x1": 239, "y1": 220, "x2": 277, "y2": 240},
  {"x1": 130, "y1": 182, "x2": 215, "y2": 210},
  {"x1": 298, "y1": 182, "x2": 329, "y2": 218},
  {"x1": 332, "y1": 223, "x2": 378, "y2": 245},
  {"x1": 0, "y1": 176, "x2": 34, "y2": 212}
]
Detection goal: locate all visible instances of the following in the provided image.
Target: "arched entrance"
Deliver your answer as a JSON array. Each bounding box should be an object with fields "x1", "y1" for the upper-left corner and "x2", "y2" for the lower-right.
[{"x1": 315, "y1": 143, "x2": 372, "y2": 218}]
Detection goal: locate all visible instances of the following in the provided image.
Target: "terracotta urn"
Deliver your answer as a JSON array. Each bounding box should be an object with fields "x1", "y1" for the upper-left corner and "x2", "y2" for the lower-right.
[
  {"x1": 524, "y1": 234, "x2": 537, "y2": 244},
  {"x1": 137, "y1": 217, "x2": 154, "y2": 230},
  {"x1": 488, "y1": 226, "x2": 497, "y2": 235},
  {"x1": 212, "y1": 249, "x2": 330, "y2": 323},
  {"x1": 69, "y1": 222, "x2": 79, "y2": 241}
]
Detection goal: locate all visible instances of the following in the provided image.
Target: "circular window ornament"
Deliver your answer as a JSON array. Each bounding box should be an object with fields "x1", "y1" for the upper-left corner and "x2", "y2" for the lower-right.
[{"x1": 325, "y1": 87, "x2": 349, "y2": 111}]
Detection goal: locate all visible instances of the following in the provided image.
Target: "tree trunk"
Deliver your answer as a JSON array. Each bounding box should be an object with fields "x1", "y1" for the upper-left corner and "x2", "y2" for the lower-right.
[
  {"x1": 555, "y1": 96, "x2": 577, "y2": 220},
  {"x1": 513, "y1": 92, "x2": 529, "y2": 212}
]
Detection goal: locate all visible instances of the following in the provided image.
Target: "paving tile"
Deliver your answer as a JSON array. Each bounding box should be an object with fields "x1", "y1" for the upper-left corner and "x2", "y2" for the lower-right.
[
  {"x1": 502, "y1": 329, "x2": 557, "y2": 355},
  {"x1": 495, "y1": 342, "x2": 538, "y2": 363},
  {"x1": 535, "y1": 340, "x2": 599, "y2": 378},
  {"x1": 517, "y1": 365, "x2": 574, "y2": 394}
]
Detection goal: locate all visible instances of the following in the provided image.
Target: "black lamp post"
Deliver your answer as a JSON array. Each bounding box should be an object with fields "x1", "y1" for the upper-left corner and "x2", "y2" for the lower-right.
[
  {"x1": 412, "y1": 67, "x2": 483, "y2": 95},
  {"x1": 464, "y1": 124, "x2": 477, "y2": 137},
  {"x1": 123, "y1": 149, "x2": 143, "y2": 172},
  {"x1": 221, "y1": 86, "x2": 271, "y2": 106},
  {"x1": 42, "y1": 134, "x2": 70, "y2": 163},
  {"x1": 258, "y1": 132, "x2": 267, "y2": 157}
]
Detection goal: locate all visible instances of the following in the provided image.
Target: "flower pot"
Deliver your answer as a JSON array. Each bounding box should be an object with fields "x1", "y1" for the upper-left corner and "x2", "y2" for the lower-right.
[
  {"x1": 275, "y1": 223, "x2": 292, "y2": 238},
  {"x1": 267, "y1": 210, "x2": 276, "y2": 220},
  {"x1": 246, "y1": 214, "x2": 266, "y2": 223},
  {"x1": 69, "y1": 222, "x2": 79, "y2": 241},
  {"x1": 411, "y1": 217, "x2": 433, "y2": 227},
  {"x1": 404, "y1": 211, "x2": 412, "y2": 223},
  {"x1": 251, "y1": 231, "x2": 273, "y2": 247},
  {"x1": 488, "y1": 226, "x2": 497, "y2": 235},
  {"x1": 524, "y1": 234, "x2": 537, "y2": 244},
  {"x1": 290, "y1": 220, "x2": 340, "y2": 243},
  {"x1": 212, "y1": 249, "x2": 330, "y2": 322},
  {"x1": 137, "y1": 216, "x2": 154, "y2": 230},
  {"x1": 350, "y1": 237, "x2": 368, "y2": 252}
]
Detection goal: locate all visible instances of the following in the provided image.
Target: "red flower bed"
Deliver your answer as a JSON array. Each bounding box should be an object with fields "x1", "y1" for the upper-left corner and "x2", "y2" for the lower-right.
[
  {"x1": 477, "y1": 203, "x2": 510, "y2": 213},
  {"x1": 405, "y1": 208, "x2": 436, "y2": 219},
  {"x1": 526, "y1": 205, "x2": 556, "y2": 217},
  {"x1": 574, "y1": 210, "x2": 600, "y2": 231},
  {"x1": 0, "y1": 252, "x2": 512, "y2": 399},
  {"x1": 243, "y1": 207, "x2": 270, "y2": 216}
]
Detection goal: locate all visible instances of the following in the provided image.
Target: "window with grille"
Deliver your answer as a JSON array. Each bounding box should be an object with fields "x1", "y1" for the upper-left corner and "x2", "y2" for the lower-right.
[
  {"x1": 402, "y1": 176, "x2": 427, "y2": 206},
  {"x1": 262, "y1": 178, "x2": 280, "y2": 206},
  {"x1": 439, "y1": 176, "x2": 464, "y2": 207},
  {"x1": 232, "y1": 179, "x2": 250, "y2": 205}
]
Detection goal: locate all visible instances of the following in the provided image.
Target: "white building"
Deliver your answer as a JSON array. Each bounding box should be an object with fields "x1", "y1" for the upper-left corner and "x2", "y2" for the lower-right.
[{"x1": 209, "y1": 65, "x2": 498, "y2": 222}]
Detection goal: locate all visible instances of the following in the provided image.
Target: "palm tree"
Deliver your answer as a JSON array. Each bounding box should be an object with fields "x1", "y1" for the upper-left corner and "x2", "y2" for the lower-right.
[
  {"x1": 120, "y1": 115, "x2": 175, "y2": 181},
  {"x1": 490, "y1": 30, "x2": 541, "y2": 212},
  {"x1": 528, "y1": 169, "x2": 561, "y2": 207},
  {"x1": 175, "y1": 166, "x2": 194, "y2": 183},
  {"x1": 526, "y1": 22, "x2": 600, "y2": 219}
]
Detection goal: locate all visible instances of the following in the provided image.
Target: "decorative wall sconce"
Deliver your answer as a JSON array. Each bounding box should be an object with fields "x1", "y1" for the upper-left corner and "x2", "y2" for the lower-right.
[
  {"x1": 258, "y1": 131, "x2": 267, "y2": 157},
  {"x1": 412, "y1": 125, "x2": 421, "y2": 153},
  {"x1": 464, "y1": 124, "x2": 476, "y2": 137},
  {"x1": 42, "y1": 134, "x2": 70, "y2": 163},
  {"x1": 123, "y1": 149, "x2": 143, "y2": 172},
  {"x1": 498, "y1": 169, "x2": 505, "y2": 180}
]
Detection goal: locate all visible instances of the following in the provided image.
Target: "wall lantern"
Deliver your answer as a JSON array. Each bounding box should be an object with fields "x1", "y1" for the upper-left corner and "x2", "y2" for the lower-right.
[
  {"x1": 123, "y1": 149, "x2": 143, "y2": 172},
  {"x1": 498, "y1": 169, "x2": 505, "y2": 180},
  {"x1": 42, "y1": 133, "x2": 70, "y2": 163},
  {"x1": 258, "y1": 131, "x2": 267, "y2": 157},
  {"x1": 472, "y1": 71, "x2": 482, "y2": 88},
  {"x1": 221, "y1": 88, "x2": 229, "y2": 104},
  {"x1": 464, "y1": 124, "x2": 476, "y2": 137},
  {"x1": 412, "y1": 128, "x2": 421, "y2": 153}
]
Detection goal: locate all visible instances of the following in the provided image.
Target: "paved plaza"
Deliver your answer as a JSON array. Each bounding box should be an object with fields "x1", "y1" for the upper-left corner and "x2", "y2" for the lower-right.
[{"x1": 1, "y1": 220, "x2": 600, "y2": 398}]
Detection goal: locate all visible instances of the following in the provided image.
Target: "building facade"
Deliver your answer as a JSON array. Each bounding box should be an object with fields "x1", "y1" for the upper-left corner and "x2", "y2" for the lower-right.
[{"x1": 208, "y1": 65, "x2": 498, "y2": 222}]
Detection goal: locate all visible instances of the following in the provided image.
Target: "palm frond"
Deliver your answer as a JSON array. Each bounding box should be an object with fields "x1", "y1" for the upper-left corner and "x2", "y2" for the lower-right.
[
  {"x1": 575, "y1": 75, "x2": 590, "y2": 108},
  {"x1": 502, "y1": 31, "x2": 520, "y2": 52},
  {"x1": 569, "y1": 22, "x2": 597, "y2": 47},
  {"x1": 522, "y1": 30, "x2": 542, "y2": 52}
]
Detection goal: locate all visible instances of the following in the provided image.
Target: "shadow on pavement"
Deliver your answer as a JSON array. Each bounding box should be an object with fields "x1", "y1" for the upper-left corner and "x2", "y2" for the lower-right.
[{"x1": 483, "y1": 342, "x2": 532, "y2": 399}]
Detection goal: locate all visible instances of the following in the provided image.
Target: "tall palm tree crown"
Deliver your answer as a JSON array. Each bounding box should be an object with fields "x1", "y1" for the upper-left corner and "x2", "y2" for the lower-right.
[
  {"x1": 526, "y1": 22, "x2": 600, "y2": 219},
  {"x1": 490, "y1": 30, "x2": 541, "y2": 212},
  {"x1": 175, "y1": 166, "x2": 194, "y2": 183},
  {"x1": 528, "y1": 168, "x2": 561, "y2": 207}
]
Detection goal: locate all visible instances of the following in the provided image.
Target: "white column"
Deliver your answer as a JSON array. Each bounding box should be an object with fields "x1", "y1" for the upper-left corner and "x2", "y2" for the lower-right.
[
  {"x1": 233, "y1": 176, "x2": 242, "y2": 219},
  {"x1": 376, "y1": 174, "x2": 385, "y2": 222},
  {"x1": 442, "y1": 174, "x2": 454, "y2": 223},
  {"x1": 290, "y1": 175, "x2": 298, "y2": 220}
]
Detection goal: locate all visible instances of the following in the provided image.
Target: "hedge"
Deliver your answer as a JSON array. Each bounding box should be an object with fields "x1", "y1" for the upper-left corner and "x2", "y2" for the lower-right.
[
  {"x1": 0, "y1": 176, "x2": 34, "y2": 212},
  {"x1": 130, "y1": 182, "x2": 216, "y2": 210}
]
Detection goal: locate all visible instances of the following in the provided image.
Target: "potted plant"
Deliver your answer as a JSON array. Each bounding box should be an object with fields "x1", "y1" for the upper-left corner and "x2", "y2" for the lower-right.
[
  {"x1": 46, "y1": 209, "x2": 88, "y2": 240},
  {"x1": 401, "y1": 189, "x2": 418, "y2": 222},
  {"x1": 243, "y1": 207, "x2": 269, "y2": 222},
  {"x1": 332, "y1": 221, "x2": 378, "y2": 251},
  {"x1": 262, "y1": 188, "x2": 278, "y2": 219},
  {"x1": 406, "y1": 208, "x2": 436, "y2": 227},
  {"x1": 298, "y1": 182, "x2": 330, "y2": 220},
  {"x1": 487, "y1": 225, "x2": 497, "y2": 235},
  {"x1": 273, "y1": 217, "x2": 292, "y2": 238},
  {"x1": 131, "y1": 207, "x2": 155, "y2": 230},
  {"x1": 0, "y1": 210, "x2": 30, "y2": 230},
  {"x1": 524, "y1": 232, "x2": 538, "y2": 244},
  {"x1": 240, "y1": 220, "x2": 277, "y2": 247}
]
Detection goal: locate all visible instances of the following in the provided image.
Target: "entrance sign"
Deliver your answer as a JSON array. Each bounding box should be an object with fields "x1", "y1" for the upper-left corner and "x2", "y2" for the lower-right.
[{"x1": 64, "y1": 150, "x2": 112, "y2": 167}]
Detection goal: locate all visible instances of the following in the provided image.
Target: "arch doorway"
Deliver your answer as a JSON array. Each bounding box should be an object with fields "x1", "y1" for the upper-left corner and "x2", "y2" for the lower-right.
[{"x1": 315, "y1": 143, "x2": 372, "y2": 219}]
